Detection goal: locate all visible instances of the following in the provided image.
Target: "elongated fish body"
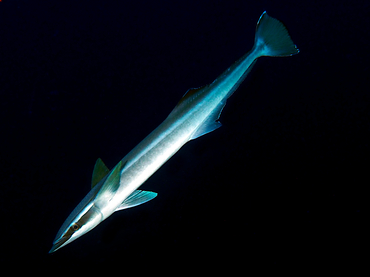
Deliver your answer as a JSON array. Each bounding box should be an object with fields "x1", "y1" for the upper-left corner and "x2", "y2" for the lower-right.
[{"x1": 50, "y1": 11, "x2": 299, "y2": 252}]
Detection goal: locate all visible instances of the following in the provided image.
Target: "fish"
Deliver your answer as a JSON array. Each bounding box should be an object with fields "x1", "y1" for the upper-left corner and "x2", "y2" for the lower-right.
[{"x1": 49, "y1": 11, "x2": 299, "y2": 253}]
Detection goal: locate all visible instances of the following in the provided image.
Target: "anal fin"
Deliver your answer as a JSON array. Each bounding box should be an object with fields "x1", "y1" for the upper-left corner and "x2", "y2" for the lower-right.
[
  {"x1": 190, "y1": 101, "x2": 225, "y2": 140},
  {"x1": 115, "y1": 190, "x2": 157, "y2": 211}
]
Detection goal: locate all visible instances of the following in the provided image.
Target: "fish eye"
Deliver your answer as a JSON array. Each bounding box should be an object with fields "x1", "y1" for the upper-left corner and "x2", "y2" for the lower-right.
[{"x1": 71, "y1": 223, "x2": 80, "y2": 231}]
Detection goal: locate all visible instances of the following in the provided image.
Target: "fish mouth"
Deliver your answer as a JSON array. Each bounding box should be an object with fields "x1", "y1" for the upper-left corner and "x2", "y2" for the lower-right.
[{"x1": 49, "y1": 236, "x2": 69, "y2": 253}]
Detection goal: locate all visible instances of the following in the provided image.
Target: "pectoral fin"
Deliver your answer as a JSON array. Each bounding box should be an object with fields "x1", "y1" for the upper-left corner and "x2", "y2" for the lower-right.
[
  {"x1": 91, "y1": 158, "x2": 110, "y2": 188},
  {"x1": 95, "y1": 160, "x2": 125, "y2": 205},
  {"x1": 115, "y1": 190, "x2": 157, "y2": 211}
]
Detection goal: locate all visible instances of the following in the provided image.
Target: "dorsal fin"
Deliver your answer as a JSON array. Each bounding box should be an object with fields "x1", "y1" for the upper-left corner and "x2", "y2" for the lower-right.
[
  {"x1": 175, "y1": 85, "x2": 207, "y2": 109},
  {"x1": 91, "y1": 158, "x2": 110, "y2": 188}
]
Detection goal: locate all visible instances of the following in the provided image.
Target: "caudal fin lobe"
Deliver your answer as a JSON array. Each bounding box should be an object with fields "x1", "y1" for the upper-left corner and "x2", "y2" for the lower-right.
[{"x1": 254, "y1": 11, "x2": 299, "y2": 57}]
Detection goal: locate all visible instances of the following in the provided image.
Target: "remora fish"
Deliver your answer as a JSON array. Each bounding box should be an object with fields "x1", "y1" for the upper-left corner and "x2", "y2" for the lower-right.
[{"x1": 50, "y1": 11, "x2": 299, "y2": 253}]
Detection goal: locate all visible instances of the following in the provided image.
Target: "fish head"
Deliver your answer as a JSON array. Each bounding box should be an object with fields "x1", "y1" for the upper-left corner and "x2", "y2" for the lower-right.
[
  {"x1": 49, "y1": 202, "x2": 103, "y2": 253},
  {"x1": 50, "y1": 159, "x2": 125, "y2": 253}
]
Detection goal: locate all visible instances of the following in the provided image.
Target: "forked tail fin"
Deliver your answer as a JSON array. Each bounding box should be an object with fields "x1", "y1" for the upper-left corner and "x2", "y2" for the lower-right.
[{"x1": 254, "y1": 11, "x2": 299, "y2": 57}]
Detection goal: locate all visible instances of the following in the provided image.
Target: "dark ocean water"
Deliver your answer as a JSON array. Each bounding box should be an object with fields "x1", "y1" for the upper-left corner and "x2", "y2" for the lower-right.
[{"x1": 0, "y1": 0, "x2": 367, "y2": 271}]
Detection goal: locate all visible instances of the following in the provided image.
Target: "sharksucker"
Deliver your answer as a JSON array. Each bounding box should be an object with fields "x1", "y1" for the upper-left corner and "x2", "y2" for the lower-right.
[{"x1": 50, "y1": 11, "x2": 299, "y2": 253}]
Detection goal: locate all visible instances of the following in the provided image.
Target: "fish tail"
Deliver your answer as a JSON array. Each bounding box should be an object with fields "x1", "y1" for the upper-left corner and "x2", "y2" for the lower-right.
[{"x1": 254, "y1": 11, "x2": 299, "y2": 57}]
